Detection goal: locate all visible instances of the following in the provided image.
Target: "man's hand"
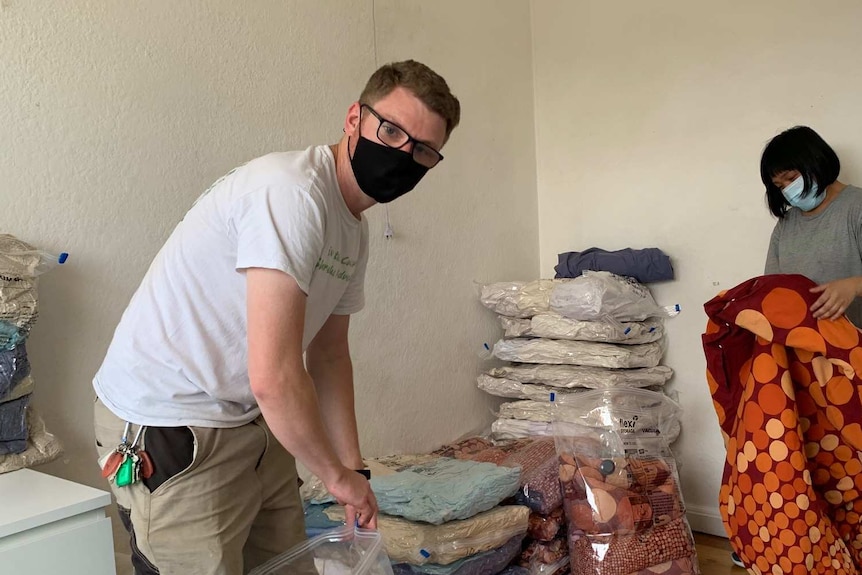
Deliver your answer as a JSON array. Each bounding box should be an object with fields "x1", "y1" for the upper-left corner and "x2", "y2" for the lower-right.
[
  {"x1": 810, "y1": 277, "x2": 862, "y2": 320},
  {"x1": 326, "y1": 468, "x2": 378, "y2": 529}
]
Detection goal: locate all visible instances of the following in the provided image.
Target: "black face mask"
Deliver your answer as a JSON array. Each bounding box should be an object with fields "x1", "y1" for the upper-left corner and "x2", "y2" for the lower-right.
[{"x1": 349, "y1": 136, "x2": 429, "y2": 204}]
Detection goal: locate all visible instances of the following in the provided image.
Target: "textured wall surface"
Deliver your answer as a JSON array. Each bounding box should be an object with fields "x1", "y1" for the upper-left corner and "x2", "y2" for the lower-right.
[{"x1": 1, "y1": 0, "x2": 538, "y2": 552}]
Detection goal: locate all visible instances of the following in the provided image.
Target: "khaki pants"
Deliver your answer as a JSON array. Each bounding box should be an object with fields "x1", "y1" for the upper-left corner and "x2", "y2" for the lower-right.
[{"x1": 94, "y1": 398, "x2": 306, "y2": 575}]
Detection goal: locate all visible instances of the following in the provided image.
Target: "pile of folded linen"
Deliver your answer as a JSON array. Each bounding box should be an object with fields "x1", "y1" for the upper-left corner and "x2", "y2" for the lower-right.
[
  {"x1": 0, "y1": 234, "x2": 64, "y2": 473},
  {"x1": 431, "y1": 436, "x2": 570, "y2": 575},
  {"x1": 301, "y1": 453, "x2": 530, "y2": 574},
  {"x1": 478, "y1": 271, "x2": 679, "y2": 441}
]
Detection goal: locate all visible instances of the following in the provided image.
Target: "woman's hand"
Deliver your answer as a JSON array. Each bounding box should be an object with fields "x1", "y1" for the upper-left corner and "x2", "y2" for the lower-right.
[{"x1": 810, "y1": 277, "x2": 862, "y2": 320}]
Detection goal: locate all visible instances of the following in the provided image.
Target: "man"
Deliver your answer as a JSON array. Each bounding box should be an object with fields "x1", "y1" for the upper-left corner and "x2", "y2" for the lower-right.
[{"x1": 93, "y1": 59, "x2": 460, "y2": 575}]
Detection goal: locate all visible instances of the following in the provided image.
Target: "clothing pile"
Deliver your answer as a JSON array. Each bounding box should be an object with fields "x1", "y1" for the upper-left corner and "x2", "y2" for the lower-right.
[
  {"x1": 478, "y1": 270, "x2": 678, "y2": 439},
  {"x1": 426, "y1": 392, "x2": 691, "y2": 575},
  {"x1": 301, "y1": 422, "x2": 694, "y2": 575},
  {"x1": 554, "y1": 248, "x2": 674, "y2": 285},
  {"x1": 431, "y1": 436, "x2": 570, "y2": 575},
  {"x1": 0, "y1": 234, "x2": 64, "y2": 473},
  {"x1": 301, "y1": 453, "x2": 531, "y2": 574}
]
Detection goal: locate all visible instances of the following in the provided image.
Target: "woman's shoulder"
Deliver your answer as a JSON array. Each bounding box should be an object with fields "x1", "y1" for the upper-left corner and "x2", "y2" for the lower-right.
[
  {"x1": 839, "y1": 185, "x2": 862, "y2": 206},
  {"x1": 838, "y1": 185, "x2": 862, "y2": 221}
]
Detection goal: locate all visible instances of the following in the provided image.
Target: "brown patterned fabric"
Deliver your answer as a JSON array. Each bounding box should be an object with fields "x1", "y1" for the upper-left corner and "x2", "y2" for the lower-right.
[
  {"x1": 557, "y1": 438, "x2": 698, "y2": 574},
  {"x1": 518, "y1": 535, "x2": 568, "y2": 568},
  {"x1": 704, "y1": 275, "x2": 862, "y2": 575},
  {"x1": 568, "y1": 518, "x2": 695, "y2": 575},
  {"x1": 528, "y1": 507, "x2": 565, "y2": 541}
]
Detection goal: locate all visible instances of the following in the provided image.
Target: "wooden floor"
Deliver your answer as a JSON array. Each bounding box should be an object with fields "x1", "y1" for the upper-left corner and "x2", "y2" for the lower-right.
[{"x1": 694, "y1": 532, "x2": 747, "y2": 575}]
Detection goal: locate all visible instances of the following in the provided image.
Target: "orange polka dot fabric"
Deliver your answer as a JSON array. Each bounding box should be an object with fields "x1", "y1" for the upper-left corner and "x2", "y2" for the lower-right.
[{"x1": 703, "y1": 274, "x2": 862, "y2": 575}]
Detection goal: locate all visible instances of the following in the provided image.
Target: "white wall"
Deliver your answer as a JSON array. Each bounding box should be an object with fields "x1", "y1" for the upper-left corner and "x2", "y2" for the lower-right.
[
  {"x1": 531, "y1": 0, "x2": 862, "y2": 535},
  {"x1": 1, "y1": 0, "x2": 537, "y2": 550}
]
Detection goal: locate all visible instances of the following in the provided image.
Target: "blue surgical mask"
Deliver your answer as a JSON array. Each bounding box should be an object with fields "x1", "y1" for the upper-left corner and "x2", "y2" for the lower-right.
[{"x1": 782, "y1": 175, "x2": 824, "y2": 212}]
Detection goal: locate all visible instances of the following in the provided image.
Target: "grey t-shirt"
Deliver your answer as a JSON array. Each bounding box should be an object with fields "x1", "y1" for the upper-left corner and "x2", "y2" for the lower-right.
[{"x1": 765, "y1": 185, "x2": 862, "y2": 327}]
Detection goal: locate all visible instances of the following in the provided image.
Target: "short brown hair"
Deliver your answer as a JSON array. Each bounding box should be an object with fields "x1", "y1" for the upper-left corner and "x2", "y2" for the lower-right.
[{"x1": 359, "y1": 60, "x2": 460, "y2": 140}]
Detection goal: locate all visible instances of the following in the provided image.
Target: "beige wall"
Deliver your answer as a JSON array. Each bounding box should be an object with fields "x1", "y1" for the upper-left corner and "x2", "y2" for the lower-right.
[
  {"x1": 351, "y1": 0, "x2": 539, "y2": 455},
  {"x1": 1, "y1": 0, "x2": 538, "y2": 549},
  {"x1": 532, "y1": 0, "x2": 862, "y2": 535}
]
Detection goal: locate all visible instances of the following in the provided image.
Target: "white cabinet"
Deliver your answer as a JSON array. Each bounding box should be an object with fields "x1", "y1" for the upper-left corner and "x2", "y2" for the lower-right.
[{"x1": 0, "y1": 469, "x2": 116, "y2": 575}]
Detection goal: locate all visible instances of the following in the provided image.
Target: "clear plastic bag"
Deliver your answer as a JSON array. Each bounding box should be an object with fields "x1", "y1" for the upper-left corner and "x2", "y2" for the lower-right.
[
  {"x1": 369, "y1": 458, "x2": 521, "y2": 525},
  {"x1": 301, "y1": 459, "x2": 408, "y2": 505},
  {"x1": 302, "y1": 456, "x2": 522, "y2": 525},
  {"x1": 492, "y1": 339, "x2": 663, "y2": 369},
  {"x1": 0, "y1": 405, "x2": 63, "y2": 474},
  {"x1": 518, "y1": 536, "x2": 569, "y2": 575},
  {"x1": 553, "y1": 389, "x2": 681, "y2": 438},
  {"x1": 431, "y1": 437, "x2": 562, "y2": 516},
  {"x1": 499, "y1": 316, "x2": 532, "y2": 337},
  {"x1": 391, "y1": 533, "x2": 524, "y2": 575},
  {"x1": 527, "y1": 508, "x2": 565, "y2": 542},
  {"x1": 552, "y1": 390, "x2": 698, "y2": 575},
  {"x1": 324, "y1": 505, "x2": 529, "y2": 566},
  {"x1": 501, "y1": 313, "x2": 664, "y2": 345},
  {"x1": 479, "y1": 280, "x2": 558, "y2": 318},
  {"x1": 0, "y1": 342, "x2": 30, "y2": 399},
  {"x1": 248, "y1": 526, "x2": 394, "y2": 575},
  {"x1": 499, "y1": 400, "x2": 564, "y2": 423},
  {"x1": 549, "y1": 271, "x2": 679, "y2": 323},
  {"x1": 487, "y1": 364, "x2": 673, "y2": 389},
  {"x1": 0, "y1": 321, "x2": 24, "y2": 354},
  {"x1": 304, "y1": 503, "x2": 345, "y2": 538},
  {"x1": 477, "y1": 375, "x2": 586, "y2": 402},
  {"x1": 0, "y1": 394, "x2": 29, "y2": 455},
  {"x1": 503, "y1": 396, "x2": 681, "y2": 445},
  {"x1": 490, "y1": 419, "x2": 553, "y2": 440},
  {"x1": 0, "y1": 234, "x2": 66, "y2": 348}
]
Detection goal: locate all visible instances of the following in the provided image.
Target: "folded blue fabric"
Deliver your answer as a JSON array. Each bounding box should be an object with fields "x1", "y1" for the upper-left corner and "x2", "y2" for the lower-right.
[
  {"x1": 0, "y1": 343, "x2": 29, "y2": 400},
  {"x1": 371, "y1": 458, "x2": 521, "y2": 525},
  {"x1": 0, "y1": 394, "x2": 29, "y2": 455},
  {"x1": 555, "y1": 247, "x2": 674, "y2": 283},
  {"x1": 392, "y1": 534, "x2": 524, "y2": 575},
  {"x1": 303, "y1": 503, "x2": 343, "y2": 538},
  {"x1": 0, "y1": 320, "x2": 24, "y2": 352}
]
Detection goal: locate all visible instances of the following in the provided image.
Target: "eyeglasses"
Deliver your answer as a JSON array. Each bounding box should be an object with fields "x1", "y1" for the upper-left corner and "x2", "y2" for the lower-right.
[{"x1": 360, "y1": 104, "x2": 444, "y2": 168}]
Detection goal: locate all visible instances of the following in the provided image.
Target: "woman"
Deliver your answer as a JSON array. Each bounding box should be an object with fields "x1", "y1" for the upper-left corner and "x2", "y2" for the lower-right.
[
  {"x1": 762, "y1": 125, "x2": 862, "y2": 327},
  {"x1": 725, "y1": 125, "x2": 862, "y2": 569}
]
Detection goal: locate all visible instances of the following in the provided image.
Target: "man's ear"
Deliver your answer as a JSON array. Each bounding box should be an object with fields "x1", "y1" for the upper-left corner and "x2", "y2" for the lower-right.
[{"x1": 344, "y1": 102, "x2": 362, "y2": 136}]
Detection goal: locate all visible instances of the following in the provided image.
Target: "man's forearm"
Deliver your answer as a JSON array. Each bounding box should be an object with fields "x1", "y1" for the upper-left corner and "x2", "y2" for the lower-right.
[
  {"x1": 308, "y1": 354, "x2": 364, "y2": 469},
  {"x1": 252, "y1": 370, "x2": 351, "y2": 486}
]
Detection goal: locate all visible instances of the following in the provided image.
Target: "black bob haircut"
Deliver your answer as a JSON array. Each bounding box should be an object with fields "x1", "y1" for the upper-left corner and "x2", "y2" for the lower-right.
[{"x1": 760, "y1": 126, "x2": 840, "y2": 218}]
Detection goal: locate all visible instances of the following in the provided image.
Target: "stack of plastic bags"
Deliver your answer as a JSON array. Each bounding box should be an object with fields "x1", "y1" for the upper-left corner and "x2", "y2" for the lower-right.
[
  {"x1": 301, "y1": 454, "x2": 531, "y2": 574},
  {"x1": 0, "y1": 234, "x2": 64, "y2": 473},
  {"x1": 431, "y1": 436, "x2": 570, "y2": 575},
  {"x1": 478, "y1": 271, "x2": 678, "y2": 440}
]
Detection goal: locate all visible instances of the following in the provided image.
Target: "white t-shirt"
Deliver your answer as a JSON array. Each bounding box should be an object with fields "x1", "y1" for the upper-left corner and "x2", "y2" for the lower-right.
[{"x1": 94, "y1": 146, "x2": 369, "y2": 427}]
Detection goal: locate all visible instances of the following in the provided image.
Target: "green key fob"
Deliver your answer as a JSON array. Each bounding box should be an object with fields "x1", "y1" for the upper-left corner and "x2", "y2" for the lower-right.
[{"x1": 115, "y1": 456, "x2": 135, "y2": 487}]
